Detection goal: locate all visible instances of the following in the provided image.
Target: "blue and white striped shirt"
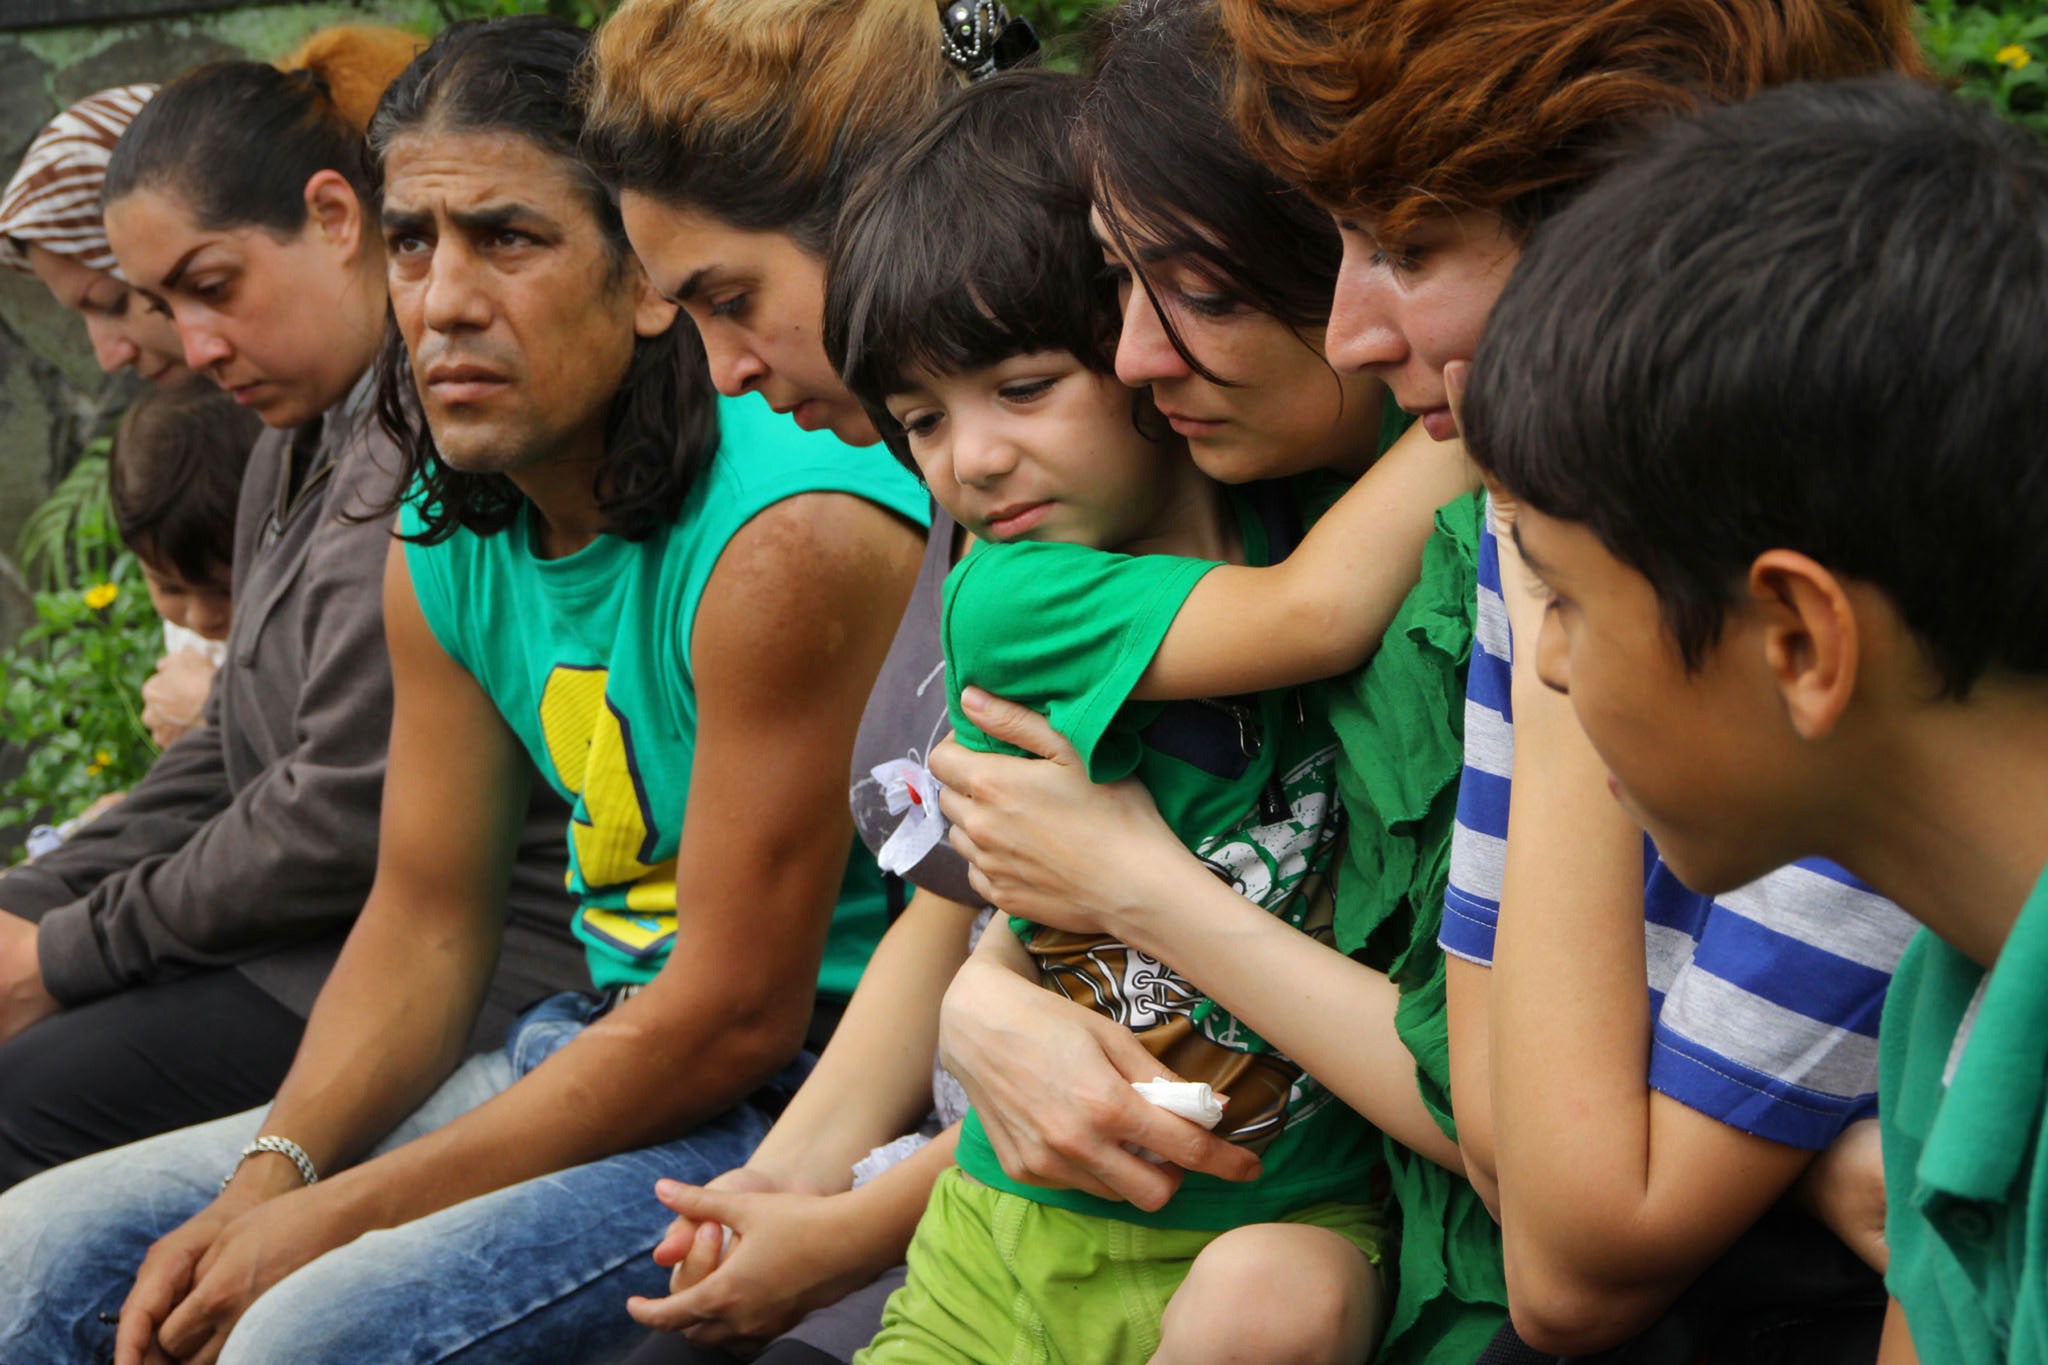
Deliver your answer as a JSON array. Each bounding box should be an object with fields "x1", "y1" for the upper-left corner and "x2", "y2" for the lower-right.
[{"x1": 1440, "y1": 512, "x2": 1916, "y2": 1149}]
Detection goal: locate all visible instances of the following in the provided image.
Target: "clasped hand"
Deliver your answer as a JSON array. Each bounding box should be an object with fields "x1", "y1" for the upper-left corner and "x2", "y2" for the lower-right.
[
  {"x1": 115, "y1": 1179, "x2": 357, "y2": 1365},
  {"x1": 626, "y1": 1168, "x2": 883, "y2": 1351}
]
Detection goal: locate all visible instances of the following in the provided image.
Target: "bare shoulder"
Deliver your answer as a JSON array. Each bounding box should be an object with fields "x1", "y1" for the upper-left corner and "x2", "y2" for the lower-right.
[{"x1": 695, "y1": 492, "x2": 924, "y2": 662}]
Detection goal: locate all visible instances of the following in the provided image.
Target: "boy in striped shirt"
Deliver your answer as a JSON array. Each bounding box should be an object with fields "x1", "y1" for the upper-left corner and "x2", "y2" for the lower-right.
[{"x1": 1463, "y1": 78, "x2": 2048, "y2": 1365}]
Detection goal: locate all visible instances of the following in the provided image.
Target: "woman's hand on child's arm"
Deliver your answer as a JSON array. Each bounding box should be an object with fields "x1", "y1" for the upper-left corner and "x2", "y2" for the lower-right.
[
  {"x1": 1131, "y1": 416, "x2": 1479, "y2": 702},
  {"x1": 141, "y1": 651, "x2": 217, "y2": 748},
  {"x1": 1796, "y1": 1117, "x2": 1888, "y2": 1273},
  {"x1": 941, "y1": 929, "x2": 1259, "y2": 1209},
  {"x1": 626, "y1": 1137, "x2": 958, "y2": 1350},
  {"x1": 930, "y1": 691, "x2": 1190, "y2": 939}
]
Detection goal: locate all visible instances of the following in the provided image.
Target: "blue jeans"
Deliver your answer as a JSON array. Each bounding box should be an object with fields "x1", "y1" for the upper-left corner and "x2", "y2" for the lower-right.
[{"x1": 0, "y1": 991, "x2": 808, "y2": 1364}]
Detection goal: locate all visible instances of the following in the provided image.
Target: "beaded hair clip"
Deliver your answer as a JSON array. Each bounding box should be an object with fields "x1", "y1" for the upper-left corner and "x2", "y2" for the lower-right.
[{"x1": 937, "y1": 0, "x2": 1040, "y2": 81}]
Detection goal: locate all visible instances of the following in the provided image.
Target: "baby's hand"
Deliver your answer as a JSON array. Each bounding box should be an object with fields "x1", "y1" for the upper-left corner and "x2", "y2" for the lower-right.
[{"x1": 141, "y1": 652, "x2": 218, "y2": 749}]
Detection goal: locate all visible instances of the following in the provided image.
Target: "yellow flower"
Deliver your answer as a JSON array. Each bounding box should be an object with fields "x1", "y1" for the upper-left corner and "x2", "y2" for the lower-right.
[
  {"x1": 1997, "y1": 44, "x2": 2032, "y2": 70},
  {"x1": 94, "y1": 749, "x2": 113, "y2": 766},
  {"x1": 82, "y1": 582, "x2": 118, "y2": 610}
]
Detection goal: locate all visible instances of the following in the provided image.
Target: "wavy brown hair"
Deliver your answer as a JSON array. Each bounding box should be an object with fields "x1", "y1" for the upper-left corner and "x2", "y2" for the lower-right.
[
  {"x1": 581, "y1": 0, "x2": 959, "y2": 252},
  {"x1": 1221, "y1": 0, "x2": 1926, "y2": 238}
]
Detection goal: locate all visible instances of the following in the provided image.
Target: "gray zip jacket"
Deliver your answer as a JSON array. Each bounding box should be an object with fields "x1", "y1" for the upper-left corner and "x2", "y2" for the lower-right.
[{"x1": 4, "y1": 384, "x2": 581, "y2": 1021}]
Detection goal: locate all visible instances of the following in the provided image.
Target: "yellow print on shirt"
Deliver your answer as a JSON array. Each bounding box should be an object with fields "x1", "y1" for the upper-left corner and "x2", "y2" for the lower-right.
[{"x1": 538, "y1": 664, "x2": 677, "y2": 957}]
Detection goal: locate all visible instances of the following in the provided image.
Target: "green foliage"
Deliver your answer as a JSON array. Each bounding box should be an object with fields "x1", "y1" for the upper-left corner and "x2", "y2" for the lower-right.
[
  {"x1": 1924, "y1": 0, "x2": 2048, "y2": 136},
  {"x1": 15, "y1": 441, "x2": 120, "y2": 593},
  {"x1": 433, "y1": 0, "x2": 615, "y2": 28},
  {"x1": 1013, "y1": 0, "x2": 1109, "y2": 43},
  {"x1": 1, "y1": 462, "x2": 163, "y2": 857}
]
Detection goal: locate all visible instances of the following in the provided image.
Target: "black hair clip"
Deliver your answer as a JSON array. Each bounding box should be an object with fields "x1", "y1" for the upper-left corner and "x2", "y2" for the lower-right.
[{"x1": 938, "y1": 0, "x2": 1039, "y2": 81}]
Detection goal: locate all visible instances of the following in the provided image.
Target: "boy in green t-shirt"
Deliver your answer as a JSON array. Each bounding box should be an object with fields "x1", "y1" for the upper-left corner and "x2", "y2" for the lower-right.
[
  {"x1": 823, "y1": 70, "x2": 1472, "y2": 1365},
  {"x1": 1458, "y1": 80, "x2": 2048, "y2": 1365}
]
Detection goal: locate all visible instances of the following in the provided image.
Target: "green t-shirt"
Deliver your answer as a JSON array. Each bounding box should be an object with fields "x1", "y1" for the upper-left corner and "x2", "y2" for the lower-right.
[
  {"x1": 943, "y1": 489, "x2": 1376, "y2": 1231},
  {"x1": 401, "y1": 391, "x2": 927, "y2": 996},
  {"x1": 1880, "y1": 861, "x2": 2048, "y2": 1363}
]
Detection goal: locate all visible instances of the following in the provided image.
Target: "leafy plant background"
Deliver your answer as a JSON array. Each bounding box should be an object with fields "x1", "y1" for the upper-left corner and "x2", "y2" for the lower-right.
[
  {"x1": 4, "y1": 0, "x2": 2042, "y2": 853},
  {"x1": 1924, "y1": 0, "x2": 2048, "y2": 133},
  {"x1": 2, "y1": 443, "x2": 161, "y2": 857}
]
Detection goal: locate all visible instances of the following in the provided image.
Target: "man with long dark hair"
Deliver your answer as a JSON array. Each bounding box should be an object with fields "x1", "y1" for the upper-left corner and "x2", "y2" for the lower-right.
[{"x1": 0, "y1": 18, "x2": 925, "y2": 1364}]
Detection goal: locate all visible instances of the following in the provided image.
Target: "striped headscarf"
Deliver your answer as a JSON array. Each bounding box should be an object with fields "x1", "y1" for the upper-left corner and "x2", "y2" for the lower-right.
[{"x1": 0, "y1": 84, "x2": 157, "y2": 277}]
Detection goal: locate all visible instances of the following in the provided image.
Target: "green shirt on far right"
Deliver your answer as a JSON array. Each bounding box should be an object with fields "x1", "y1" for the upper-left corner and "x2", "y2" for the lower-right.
[{"x1": 1880, "y1": 860, "x2": 2048, "y2": 1363}]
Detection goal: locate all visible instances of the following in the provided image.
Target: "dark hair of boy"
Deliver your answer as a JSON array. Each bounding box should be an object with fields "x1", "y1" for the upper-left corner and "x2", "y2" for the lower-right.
[
  {"x1": 1464, "y1": 75, "x2": 2048, "y2": 698},
  {"x1": 110, "y1": 374, "x2": 262, "y2": 584},
  {"x1": 364, "y1": 15, "x2": 716, "y2": 544},
  {"x1": 823, "y1": 68, "x2": 1122, "y2": 462},
  {"x1": 1077, "y1": 0, "x2": 1341, "y2": 387}
]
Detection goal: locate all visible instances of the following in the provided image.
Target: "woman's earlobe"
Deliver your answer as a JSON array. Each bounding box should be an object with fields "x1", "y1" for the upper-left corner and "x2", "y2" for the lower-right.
[
  {"x1": 1752, "y1": 549, "x2": 1857, "y2": 742},
  {"x1": 304, "y1": 169, "x2": 363, "y2": 254},
  {"x1": 631, "y1": 263, "x2": 680, "y2": 338}
]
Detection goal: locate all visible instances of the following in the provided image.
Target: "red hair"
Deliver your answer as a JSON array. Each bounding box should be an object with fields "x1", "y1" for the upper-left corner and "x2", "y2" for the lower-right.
[
  {"x1": 277, "y1": 24, "x2": 425, "y2": 134},
  {"x1": 1222, "y1": 0, "x2": 1926, "y2": 237}
]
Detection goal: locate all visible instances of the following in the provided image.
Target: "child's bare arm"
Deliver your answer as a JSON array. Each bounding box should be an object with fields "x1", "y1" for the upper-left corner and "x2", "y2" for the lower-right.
[
  {"x1": 1131, "y1": 421, "x2": 1477, "y2": 701},
  {"x1": 1484, "y1": 529, "x2": 1812, "y2": 1354},
  {"x1": 1877, "y1": 1299, "x2": 1919, "y2": 1365},
  {"x1": 1443, "y1": 955, "x2": 1500, "y2": 1215},
  {"x1": 742, "y1": 887, "x2": 980, "y2": 1195}
]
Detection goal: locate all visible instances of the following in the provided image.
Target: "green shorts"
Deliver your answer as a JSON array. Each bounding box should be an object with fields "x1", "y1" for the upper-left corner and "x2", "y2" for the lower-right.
[{"x1": 854, "y1": 1168, "x2": 1391, "y2": 1365}]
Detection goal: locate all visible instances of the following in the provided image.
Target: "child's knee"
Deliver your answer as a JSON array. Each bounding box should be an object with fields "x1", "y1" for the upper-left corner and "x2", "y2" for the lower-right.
[{"x1": 1155, "y1": 1223, "x2": 1379, "y2": 1365}]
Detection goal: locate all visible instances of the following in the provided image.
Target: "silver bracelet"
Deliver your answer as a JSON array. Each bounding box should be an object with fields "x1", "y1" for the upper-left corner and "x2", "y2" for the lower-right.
[{"x1": 220, "y1": 1135, "x2": 319, "y2": 1192}]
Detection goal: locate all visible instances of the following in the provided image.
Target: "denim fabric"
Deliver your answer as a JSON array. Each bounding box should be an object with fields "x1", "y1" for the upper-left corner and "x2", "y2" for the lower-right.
[{"x1": 0, "y1": 991, "x2": 808, "y2": 1365}]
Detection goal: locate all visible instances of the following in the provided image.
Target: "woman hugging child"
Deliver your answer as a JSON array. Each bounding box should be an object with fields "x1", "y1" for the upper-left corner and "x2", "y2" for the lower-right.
[{"x1": 825, "y1": 66, "x2": 1475, "y2": 1365}]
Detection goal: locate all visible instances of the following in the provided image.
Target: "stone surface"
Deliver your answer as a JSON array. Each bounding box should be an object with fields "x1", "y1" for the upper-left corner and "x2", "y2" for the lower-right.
[
  {"x1": 50, "y1": 29, "x2": 240, "y2": 107},
  {"x1": 0, "y1": 267, "x2": 110, "y2": 393},
  {"x1": 0, "y1": 43, "x2": 55, "y2": 170},
  {"x1": 0, "y1": 348, "x2": 59, "y2": 564}
]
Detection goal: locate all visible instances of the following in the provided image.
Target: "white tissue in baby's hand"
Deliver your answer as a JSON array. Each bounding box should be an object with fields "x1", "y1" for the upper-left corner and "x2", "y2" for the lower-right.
[{"x1": 1131, "y1": 1078, "x2": 1225, "y2": 1129}]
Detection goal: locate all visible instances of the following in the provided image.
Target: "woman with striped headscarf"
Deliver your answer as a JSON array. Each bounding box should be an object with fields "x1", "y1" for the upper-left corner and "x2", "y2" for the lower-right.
[{"x1": 1, "y1": 84, "x2": 188, "y2": 383}]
